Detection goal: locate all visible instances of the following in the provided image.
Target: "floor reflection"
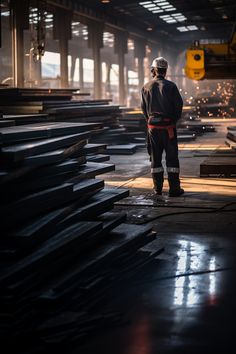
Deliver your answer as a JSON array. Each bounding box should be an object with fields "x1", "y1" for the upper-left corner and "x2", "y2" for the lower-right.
[
  {"x1": 127, "y1": 313, "x2": 152, "y2": 354},
  {"x1": 174, "y1": 240, "x2": 217, "y2": 307}
]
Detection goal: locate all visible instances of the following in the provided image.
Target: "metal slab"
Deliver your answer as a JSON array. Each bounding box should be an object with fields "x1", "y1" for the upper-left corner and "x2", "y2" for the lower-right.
[
  {"x1": 0, "y1": 222, "x2": 103, "y2": 286},
  {"x1": 59, "y1": 188, "x2": 129, "y2": 227},
  {"x1": 23, "y1": 142, "x2": 87, "y2": 167},
  {"x1": 106, "y1": 144, "x2": 137, "y2": 155},
  {"x1": 0, "y1": 120, "x2": 15, "y2": 128},
  {"x1": 1, "y1": 183, "x2": 74, "y2": 223},
  {"x1": 39, "y1": 223, "x2": 153, "y2": 299},
  {"x1": 1, "y1": 179, "x2": 104, "y2": 226},
  {"x1": 227, "y1": 131, "x2": 236, "y2": 143},
  {"x1": 0, "y1": 132, "x2": 90, "y2": 164},
  {"x1": 68, "y1": 162, "x2": 115, "y2": 182},
  {"x1": 0, "y1": 122, "x2": 99, "y2": 144},
  {"x1": 1, "y1": 171, "x2": 77, "y2": 201},
  {"x1": 86, "y1": 154, "x2": 110, "y2": 162},
  {"x1": 200, "y1": 156, "x2": 236, "y2": 177},
  {"x1": 4, "y1": 190, "x2": 102, "y2": 245}
]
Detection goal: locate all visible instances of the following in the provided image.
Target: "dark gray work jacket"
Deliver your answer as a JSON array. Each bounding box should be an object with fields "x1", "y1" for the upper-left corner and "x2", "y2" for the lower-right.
[{"x1": 141, "y1": 76, "x2": 183, "y2": 125}]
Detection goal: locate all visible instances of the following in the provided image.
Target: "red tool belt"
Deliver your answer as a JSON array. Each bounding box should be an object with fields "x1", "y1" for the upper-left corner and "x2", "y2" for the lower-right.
[{"x1": 148, "y1": 117, "x2": 175, "y2": 139}]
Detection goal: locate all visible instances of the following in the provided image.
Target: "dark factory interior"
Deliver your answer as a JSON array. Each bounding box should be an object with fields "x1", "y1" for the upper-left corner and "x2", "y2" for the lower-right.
[{"x1": 0, "y1": 1, "x2": 236, "y2": 353}]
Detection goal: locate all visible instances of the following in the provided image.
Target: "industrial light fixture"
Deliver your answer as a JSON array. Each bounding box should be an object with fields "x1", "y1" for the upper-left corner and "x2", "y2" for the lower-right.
[
  {"x1": 101, "y1": 0, "x2": 110, "y2": 3},
  {"x1": 139, "y1": 1, "x2": 176, "y2": 14},
  {"x1": 177, "y1": 25, "x2": 198, "y2": 32},
  {"x1": 159, "y1": 12, "x2": 186, "y2": 23}
]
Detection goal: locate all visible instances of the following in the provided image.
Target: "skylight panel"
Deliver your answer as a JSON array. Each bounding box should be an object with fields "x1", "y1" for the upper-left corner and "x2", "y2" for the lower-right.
[
  {"x1": 139, "y1": 1, "x2": 185, "y2": 19},
  {"x1": 166, "y1": 19, "x2": 177, "y2": 23},
  {"x1": 160, "y1": 11, "x2": 186, "y2": 23},
  {"x1": 165, "y1": 7, "x2": 176, "y2": 11},
  {"x1": 161, "y1": 5, "x2": 173, "y2": 8},
  {"x1": 143, "y1": 3, "x2": 156, "y2": 7},
  {"x1": 187, "y1": 25, "x2": 198, "y2": 30},
  {"x1": 152, "y1": 9, "x2": 164, "y2": 12},
  {"x1": 177, "y1": 26, "x2": 188, "y2": 32},
  {"x1": 177, "y1": 25, "x2": 199, "y2": 32}
]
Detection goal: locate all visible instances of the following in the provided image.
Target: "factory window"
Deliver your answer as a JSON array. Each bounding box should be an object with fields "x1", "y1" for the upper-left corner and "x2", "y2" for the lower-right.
[
  {"x1": 68, "y1": 56, "x2": 80, "y2": 84},
  {"x1": 82, "y1": 59, "x2": 94, "y2": 94},
  {"x1": 83, "y1": 59, "x2": 94, "y2": 84},
  {"x1": 41, "y1": 51, "x2": 60, "y2": 78},
  {"x1": 101, "y1": 62, "x2": 119, "y2": 102},
  {"x1": 110, "y1": 64, "x2": 119, "y2": 85},
  {"x1": 128, "y1": 70, "x2": 138, "y2": 86}
]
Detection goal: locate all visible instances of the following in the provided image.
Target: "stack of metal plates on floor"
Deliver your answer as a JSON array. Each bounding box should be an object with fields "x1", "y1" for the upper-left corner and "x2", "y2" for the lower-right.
[
  {"x1": 226, "y1": 126, "x2": 236, "y2": 147},
  {"x1": 119, "y1": 109, "x2": 146, "y2": 130},
  {"x1": 0, "y1": 89, "x2": 144, "y2": 155},
  {"x1": 0, "y1": 88, "x2": 143, "y2": 155},
  {"x1": 178, "y1": 121, "x2": 216, "y2": 135},
  {"x1": 0, "y1": 121, "x2": 157, "y2": 352},
  {"x1": 0, "y1": 88, "x2": 122, "y2": 127},
  {"x1": 119, "y1": 108, "x2": 199, "y2": 143},
  {"x1": 92, "y1": 127, "x2": 146, "y2": 153},
  {"x1": 200, "y1": 152, "x2": 236, "y2": 177},
  {"x1": 200, "y1": 125, "x2": 236, "y2": 177}
]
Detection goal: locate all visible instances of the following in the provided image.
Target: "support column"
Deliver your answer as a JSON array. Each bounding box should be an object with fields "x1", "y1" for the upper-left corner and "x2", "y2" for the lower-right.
[
  {"x1": 134, "y1": 39, "x2": 146, "y2": 93},
  {"x1": 53, "y1": 9, "x2": 72, "y2": 88},
  {"x1": 93, "y1": 43, "x2": 101, "y2": 98},
  {"x1": 105, "y1": 62, "x2": 111, "y2": 97},
  {"x1": 88, "y1": 21, "x2": 104, "y2": 99},
  {"x1": 70, "y1": 55, "x2": 77, "y2": 85},
  {"x1": 60, "y1": 35, "x2": 69, "y2": 88},
  {"x1": 114, "y1": 31, "x2": 128, "y2": 105},
  {"x1": 79, "y1": 56, "x2": 84, "y2": 91},
  {"x1": 10, "y1": 0, "x2": 29, "y2": 87}
]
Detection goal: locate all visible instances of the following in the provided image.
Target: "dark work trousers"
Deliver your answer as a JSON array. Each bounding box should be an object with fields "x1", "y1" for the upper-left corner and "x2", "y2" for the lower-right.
[{"x1": 148, "y1": 127, "x2": 181, "y2": 193}]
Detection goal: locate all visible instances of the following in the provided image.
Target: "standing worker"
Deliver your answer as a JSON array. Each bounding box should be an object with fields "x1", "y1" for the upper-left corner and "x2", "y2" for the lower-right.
[{"x1": 141, "y1": 57, "x2": 184, "y2": 197}]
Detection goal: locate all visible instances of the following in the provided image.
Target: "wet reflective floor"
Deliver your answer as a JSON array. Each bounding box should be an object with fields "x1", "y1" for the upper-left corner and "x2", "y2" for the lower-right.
[
  {"x1": 75, "y1": 121, "x2": 236, "y2": 354},
  {"x1": 77, "y1": 233, "x2": 236, "y2": 354}
]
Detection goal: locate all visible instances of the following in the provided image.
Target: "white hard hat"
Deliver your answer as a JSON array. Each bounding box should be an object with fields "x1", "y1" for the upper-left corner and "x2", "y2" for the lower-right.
[{"x1": 151, "y1": 57, "x2": 168, "y2": 69}]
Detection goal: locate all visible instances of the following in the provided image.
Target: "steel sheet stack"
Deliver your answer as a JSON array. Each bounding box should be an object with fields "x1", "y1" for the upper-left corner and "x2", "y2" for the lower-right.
[
  {"x1": 0, "y1": 88, "x2": 144, "y2": 155},
  {"x1": 119, "y1": 107, "x2": 217, "y2": 143},
  {"x1": 0, "y1": 121, "x2": 158, "y2": 353},
  {"x1": 200, "y1": 125, "x2": 236, "y2": 177}
]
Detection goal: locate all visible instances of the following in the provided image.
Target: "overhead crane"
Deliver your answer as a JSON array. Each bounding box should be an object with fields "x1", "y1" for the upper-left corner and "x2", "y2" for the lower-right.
[{"x1": 185, "y1": 24, "x2": 236, "y2": 80}]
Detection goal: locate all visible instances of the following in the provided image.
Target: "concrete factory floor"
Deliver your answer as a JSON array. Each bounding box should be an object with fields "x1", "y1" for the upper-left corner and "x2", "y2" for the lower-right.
[{"x1": 77, "y1": 119, "x2": 236, "y2": 354}]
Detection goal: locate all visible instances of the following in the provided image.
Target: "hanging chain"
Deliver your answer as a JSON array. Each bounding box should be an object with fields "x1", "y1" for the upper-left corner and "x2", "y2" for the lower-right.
[{"x1": 30, "y1": 0, "x2": 47, "y2": 61}]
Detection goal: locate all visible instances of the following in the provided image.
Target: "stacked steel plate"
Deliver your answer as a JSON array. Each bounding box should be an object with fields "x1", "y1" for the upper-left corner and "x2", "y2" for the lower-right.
[{"x1": 0, "y1": 121, "x2": 158, "y2": 352}]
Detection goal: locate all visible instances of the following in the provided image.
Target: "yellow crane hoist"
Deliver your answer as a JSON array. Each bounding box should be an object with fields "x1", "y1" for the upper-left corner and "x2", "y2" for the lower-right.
[{"x1": 185, "y1": 25, "x2": 236, "y2": 80}]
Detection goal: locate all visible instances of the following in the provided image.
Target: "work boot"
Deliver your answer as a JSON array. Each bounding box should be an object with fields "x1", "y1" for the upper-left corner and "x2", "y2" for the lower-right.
[
  {"x1": 168, "y1": 172, "x2": 184, "y2": 197},
  {"x1": 154, "y1": 188, "x2": 162, "y2": 196},
  {"x1": 152, "y1": 172, "x2": 163, "y2": 196},
  {"x1": 169, "y1": 188, "x2": 184, "y2": 197}
]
